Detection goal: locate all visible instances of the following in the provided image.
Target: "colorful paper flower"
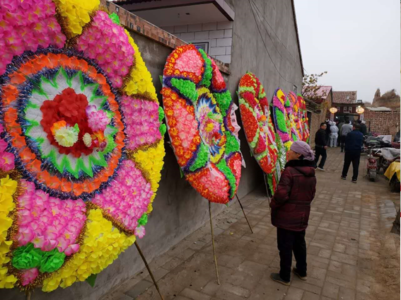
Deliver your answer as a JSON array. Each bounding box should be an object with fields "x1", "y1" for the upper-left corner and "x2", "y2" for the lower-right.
[
  {"x1": 162, "y1": 45, "x2": 242, "y2": 204},
  {"x1": 0, "y1": 1, "x2": 165, "y2": 292},
  {"x1": 238, "y1": 72, "x2": 278, "y2": 194}
]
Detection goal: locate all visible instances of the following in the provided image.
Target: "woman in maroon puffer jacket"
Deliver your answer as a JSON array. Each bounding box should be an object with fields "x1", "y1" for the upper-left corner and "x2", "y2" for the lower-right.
[{"x1": 270, "y1": 141, "x2": 317, "y2": 286}]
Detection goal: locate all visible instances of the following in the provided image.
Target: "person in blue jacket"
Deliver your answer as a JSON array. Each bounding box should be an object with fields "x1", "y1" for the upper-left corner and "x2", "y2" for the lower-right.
[{"x1": 341, "y1": 123, "x2": 364, "y2": 183}]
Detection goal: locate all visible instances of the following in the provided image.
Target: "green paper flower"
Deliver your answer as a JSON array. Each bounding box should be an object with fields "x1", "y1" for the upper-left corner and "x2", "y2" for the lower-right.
[
  {"x1": 189, "y1": 143, "x2": 209, "y2": 172},
  {"x1": 39, "y1": 249, "x2": 66, "y2": 273},
  {"x1": 216, "y1": 159, "x2": 236, "y2": 198},
  {"x1": 198, "y1": 49, "x2": 212, "y2": 88},
  {"x1": 12, "y1": 244, "x2": 43, "y2": 270},
  {"x1": 213, "y1": 91, "x2": 231, "y2": 116},
  {"x1": 170, "y1": 78, "x2": 198, "y2": 103}
]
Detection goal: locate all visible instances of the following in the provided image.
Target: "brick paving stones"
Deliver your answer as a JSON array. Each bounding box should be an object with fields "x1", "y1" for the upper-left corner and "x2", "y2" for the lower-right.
[{"x1": 102, "y1": 149, "x2": 399, "y2": 300}]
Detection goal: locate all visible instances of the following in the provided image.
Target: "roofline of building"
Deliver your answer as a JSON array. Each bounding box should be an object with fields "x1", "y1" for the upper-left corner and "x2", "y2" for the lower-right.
[
  {"x1": 112, "y1": 0, "x2": 235, "y2": 21},
  {"x1": 291, "y1": 0, "x2": 304, "y2": 77}
]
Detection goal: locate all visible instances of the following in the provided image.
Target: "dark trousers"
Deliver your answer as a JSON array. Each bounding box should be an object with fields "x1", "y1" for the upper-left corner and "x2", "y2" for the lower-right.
[
  {"x1": 314, "y1": 147, "x2": 327, "y2": 168},
  {"x1": 340, "y1": 136, "x2": 347, "y2": 152},
  {"x1": 342, "y1": 151, "x2": 361, "y2": 180},
  {"x1": 277, "y1": 228, "x2": 307, "y2": 282}
]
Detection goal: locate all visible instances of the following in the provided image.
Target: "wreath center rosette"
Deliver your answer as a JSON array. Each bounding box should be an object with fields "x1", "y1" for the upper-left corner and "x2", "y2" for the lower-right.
[
  {"x1": 162, "y1": 45, "x2": 242, "y2": 204},
  {"x1": 0, "y1": 0, "x2": 165, "y2": 292}
]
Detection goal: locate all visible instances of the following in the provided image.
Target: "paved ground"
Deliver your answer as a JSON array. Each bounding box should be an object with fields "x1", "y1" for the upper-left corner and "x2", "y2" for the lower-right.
[{"x1": 102, "y1": 148, "x2": 400, "y2": 300}]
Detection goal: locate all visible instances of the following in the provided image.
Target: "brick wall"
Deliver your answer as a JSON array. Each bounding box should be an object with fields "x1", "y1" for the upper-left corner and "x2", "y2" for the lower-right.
[
  {"x1": 364, "y1": 110, "x2": 400, "y2": 136},
  {"x1": 161, "y1": 22, "x2": 233, "y2": 63}
]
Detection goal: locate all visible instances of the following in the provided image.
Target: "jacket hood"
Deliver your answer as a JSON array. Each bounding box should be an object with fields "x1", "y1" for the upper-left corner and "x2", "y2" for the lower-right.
[{"x1": 285, "y1": 160, "x2": 316, "y2": 177}]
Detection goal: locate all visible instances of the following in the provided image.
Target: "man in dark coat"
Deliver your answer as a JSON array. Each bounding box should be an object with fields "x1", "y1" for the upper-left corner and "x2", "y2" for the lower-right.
[
  {"x1": 314, "y1": 123, "x2": 329, "y2": 170},
  {"x1": 360, "y1": 121, "x2": 367, "y2": 136},
  {"x1": 341, "y1": 123, "x2": 364, "y2": 183},
  {"x1": 270, "y1": 141, "x2": 317, "y2": 285}
]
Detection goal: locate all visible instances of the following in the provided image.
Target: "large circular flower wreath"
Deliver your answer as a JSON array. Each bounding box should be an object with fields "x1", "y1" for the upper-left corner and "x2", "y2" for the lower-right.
[
  {"x1": 161, "y1": 45, "x2": 242, "y2": 204},
  {"x1": 0, "y1": 0, "x2": 165, "y2": 292},
  {"x1": 238, "y1": 72, "x2": 279, "y2": 194}
]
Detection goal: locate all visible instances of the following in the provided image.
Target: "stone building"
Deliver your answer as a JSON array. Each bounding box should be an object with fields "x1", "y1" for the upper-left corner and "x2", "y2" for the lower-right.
[
  {"x1": 363, "y1": 89, "x2": 400, "y2": 136},
  {"x1": 1, "y1": 1, "x2": 306, "y2": 300},
  {"x1": 331, "y1": 91, "x2": 364, "y2": 122}
]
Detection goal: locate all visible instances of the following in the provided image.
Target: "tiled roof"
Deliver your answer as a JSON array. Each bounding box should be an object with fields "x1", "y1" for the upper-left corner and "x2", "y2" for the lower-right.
[
  {"x1": 302, "y1": 85, "x2": 332, "y2": 101},
  {"x1": 333, "y1": 91, "x2": 357, "y2": 104}
]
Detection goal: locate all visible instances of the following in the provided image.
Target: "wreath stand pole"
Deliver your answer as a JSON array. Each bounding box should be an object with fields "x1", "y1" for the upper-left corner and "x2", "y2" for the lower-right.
[
  {"x1": 208, "y1": 201, "x2": 220, "y2": 285},
  {"x1": 134, "y1": 241, "x2": 164, "y2": 300},
  {"x1": 26, "y1": 291, "x2": 31, "y2": 300},
  {"x1": 263, "y1": 173, "x2": 270, "y2": 198},
  {"x1": 235, "y1": 194, "x2": 253, "y2": 234}
]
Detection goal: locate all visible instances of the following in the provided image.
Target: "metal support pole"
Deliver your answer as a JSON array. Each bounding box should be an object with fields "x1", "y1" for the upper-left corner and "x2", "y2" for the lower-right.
[
  {"x1": 208, "y1": 201, "x2": 220, "y2": 285},
  {"x1": 236, "y1": 194, "x2": 253, "y2": 234},
  {"x1": 26, "y1": 291, "x2": 31, "y2": 300},
  {"x1": 135, "y1": 241, "x2": 164, "y2": 300}
]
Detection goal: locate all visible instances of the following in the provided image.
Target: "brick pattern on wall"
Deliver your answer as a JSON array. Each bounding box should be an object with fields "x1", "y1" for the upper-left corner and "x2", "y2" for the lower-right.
[
  {"x1": 161, "y1": 22, "x2": 233, "y2": 64},
  {"x1": 363, "y1": 110, "x2": 400, "y2": 136}
]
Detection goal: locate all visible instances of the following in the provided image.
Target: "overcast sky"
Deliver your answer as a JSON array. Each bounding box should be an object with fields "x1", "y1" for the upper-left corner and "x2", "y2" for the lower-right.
[{"x1": 294, "y1": 0, "x2": 400, "y2": 103}]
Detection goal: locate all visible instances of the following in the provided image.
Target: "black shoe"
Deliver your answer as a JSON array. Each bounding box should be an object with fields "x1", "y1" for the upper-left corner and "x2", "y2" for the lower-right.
[
  {"x1": 341, "y1": 176, "x2": 346, "y2": 180},
  {"x1": 352, "y1": 179, "x2": 357, "y2": 184},
  {"x1": 293, "y1": 268, "x2": 307, "y2": 281},
  {"x1": 270, "y1": 273, "x2": 290, "y2": 286}
]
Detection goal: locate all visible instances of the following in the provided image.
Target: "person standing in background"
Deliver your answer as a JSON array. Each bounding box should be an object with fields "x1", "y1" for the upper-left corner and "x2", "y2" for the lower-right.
[
  {"x1": 314, "y1": 123, "x2": 329, "y2": 171},
  {"x1": 337, "y1": 120, "x2": 344, "y2": 146},
  {"x1": 341, "y1": 123, "x2": 364, "y2": 183},
  {"x1": 325, "y1": 119, "x2": 331, "y2": 142},
  {"x1": 359, "y1": 120, "x2": 367, "y2": 136},
  {"x1": 340, "y1": 120, "x2": 353, "y2": 152},
  {"x1": 329, "y1": 121, "x2": 339, "y2": 147}
]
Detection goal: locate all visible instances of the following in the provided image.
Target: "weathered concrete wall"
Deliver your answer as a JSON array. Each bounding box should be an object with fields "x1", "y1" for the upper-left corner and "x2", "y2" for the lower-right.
[{"x1": 1, "y1": 1, "x2": 303, "y2": 299}]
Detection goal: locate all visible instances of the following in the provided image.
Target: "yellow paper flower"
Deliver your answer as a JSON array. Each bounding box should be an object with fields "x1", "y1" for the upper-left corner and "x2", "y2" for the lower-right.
[
  {"x1": 0, "y1": 176, "x2": 18, "y2": 289},
  {"x1": 54, "y1": 0, "x2": 100, "y2": 37},
  {"x1": 54, "y1": 125, "x2": 79, "y2": 148},
  {"x1": 42, "y1": 209, "x2": 136, "y2": 292},
  {"x1": 132, "y1": 139, "x2": 165, "y2": 212},
  {"x1": 124, "y1": 31, "x2": 158, "y2": 101}
]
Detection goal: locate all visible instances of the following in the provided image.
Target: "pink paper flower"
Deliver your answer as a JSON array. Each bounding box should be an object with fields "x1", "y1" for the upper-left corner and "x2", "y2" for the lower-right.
[
  {"x1": 87, "y1": 110, "x2": 110, "y2": 132},
  {"x1": 75, "y1": 10, "x2": 134, "y2": 88},
  {"x1": 0, "y1": 151, "x2": 15, "y2": 171},
  {"x1": 135, "y1": 226, "x2": 146, "y2": 239},
  {"x1": 92, "y1": 160, "x2": 153, "y2": 232},
  {"x1": 64, "y1": 244, "x2": 80, "y2": 256},
  {"x1": 121, "y1": 97, "x2": 161, "y2": 150},
  {"x1": 16, "y1": 181, "x2": 87, "y2": 253},
  {"x1": 21, "y1": 268, "x2": 39, "y2": 286}
]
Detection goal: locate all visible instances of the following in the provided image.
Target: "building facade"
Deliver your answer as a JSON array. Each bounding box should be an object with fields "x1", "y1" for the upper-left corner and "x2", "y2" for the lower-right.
[{"x1": 332, "y1": 91, "x2": 364, "y2": 122}]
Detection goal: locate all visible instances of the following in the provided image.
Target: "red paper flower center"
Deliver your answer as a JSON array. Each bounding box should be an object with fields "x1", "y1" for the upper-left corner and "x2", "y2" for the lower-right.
[{"x1": 40, "y1": 88, "x2": 94, "y2": 157}]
